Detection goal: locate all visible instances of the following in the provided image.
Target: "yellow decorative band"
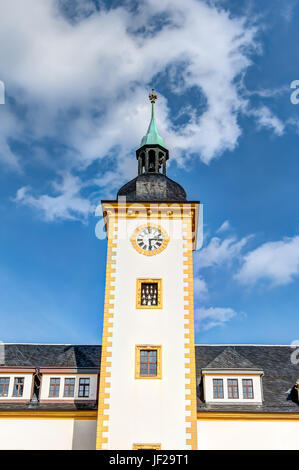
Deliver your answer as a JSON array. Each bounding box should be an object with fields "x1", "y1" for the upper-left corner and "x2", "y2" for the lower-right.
[{"x1": 197, "y1": 412, "x2": 299, "y2": 421}]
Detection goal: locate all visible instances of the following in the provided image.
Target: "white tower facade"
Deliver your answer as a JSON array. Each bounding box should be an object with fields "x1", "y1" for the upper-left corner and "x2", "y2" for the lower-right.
[{"x1": 96, "y1": 91, "x2": 199, "y2": 450}]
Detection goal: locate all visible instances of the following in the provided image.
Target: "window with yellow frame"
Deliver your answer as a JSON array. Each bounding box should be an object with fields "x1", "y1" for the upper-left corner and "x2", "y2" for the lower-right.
[
  {"x1": 136, "y1": 279, "x2": 162, "y2": 309},
  {"x1": 135, "y1": 345, "x2": 162, "y2": 379},
  {"x1": 133, "y1": 444, "x2": 162, "y2": 450}
]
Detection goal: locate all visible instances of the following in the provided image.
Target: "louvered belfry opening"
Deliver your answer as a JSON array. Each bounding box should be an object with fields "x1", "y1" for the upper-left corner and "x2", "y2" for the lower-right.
[{"x1": 137, "y1": 145, "x2": 168, "y2": 176}]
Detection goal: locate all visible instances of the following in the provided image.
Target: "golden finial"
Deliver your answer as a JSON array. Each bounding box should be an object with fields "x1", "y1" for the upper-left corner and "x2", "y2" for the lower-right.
[{"x1": 149, "y1": 88, "x2": 157, "y2": 103}]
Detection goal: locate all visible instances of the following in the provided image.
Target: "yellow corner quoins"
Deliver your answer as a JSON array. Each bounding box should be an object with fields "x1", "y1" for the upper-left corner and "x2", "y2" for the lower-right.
[
  {"x1": 135, "y1": 345, "x2": 162, "y2": 380},
  {"x1": 130, "y1": 223, "x2": 170, "y2": 256},
  {"x1": 96, "y1": 202, "x2": 200, "y2": 449},
  {"x1": 136, "y1": 278, "x2": 163, "y2": 309},
  {"x1": 96, "y1": 216, "x2": 117, "y2": 450},
  {"x1": 0, "y1": 410, "x2": 97, "y2": 420},
  {"x1": 183, "y1": 217, "x2": 198, "y2": 450}
]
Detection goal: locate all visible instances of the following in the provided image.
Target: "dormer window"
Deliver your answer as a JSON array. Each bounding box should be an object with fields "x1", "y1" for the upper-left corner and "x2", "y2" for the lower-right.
[
  {"x1": 78, "y1": 378, "x2": 90, "y2": 398},
  {"x1": 202, "y1": 348, "x2": 264, "y2": 405},
  {"x1": 213, "y1": 379, "x2": 224, "y2": 398},
  {"x1": 13, "y1": 378, "x2": 24, "y2": 397},
  {"x1": 228, "y1": 379, "x2": 239, "y2": 399},
  {"x1": 242, "y1": 379, "x2": 254, "y2": 399},
  {"x1": 204, "y1": 374, "x2": 263, "y2": 404},
  {"x1": 64, "y1": 378, "x2": 75, "y2": 397},
  {"x1": 0, "y1": 378, "x2": 10, "y2": 397},
  {"x1": 49, "y1": 378, "x2": 60, "y2": 397}
]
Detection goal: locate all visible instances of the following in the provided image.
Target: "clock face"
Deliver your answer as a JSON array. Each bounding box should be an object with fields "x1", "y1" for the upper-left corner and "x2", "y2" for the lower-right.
[
  {"x1": 137, "y1": 226, "x2": 164, "y2": 252},
  {"x1": 131, "y1": 224, "x2": 169, "y2": 256}
]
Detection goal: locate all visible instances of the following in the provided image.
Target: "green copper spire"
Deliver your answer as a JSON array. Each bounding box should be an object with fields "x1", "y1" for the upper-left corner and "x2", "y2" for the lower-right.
[{"x1": 140, "y1": 89, "x2": 165, "y2": 147}]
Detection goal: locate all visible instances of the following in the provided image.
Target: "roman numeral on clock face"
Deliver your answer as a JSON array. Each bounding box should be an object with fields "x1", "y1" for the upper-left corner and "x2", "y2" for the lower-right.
[
  {"x1": 136, "y1": 227, "x2": 164, "y2": 252},
  {"x1": 131, "y1": 224, "x2": 169, "y2": 256}
]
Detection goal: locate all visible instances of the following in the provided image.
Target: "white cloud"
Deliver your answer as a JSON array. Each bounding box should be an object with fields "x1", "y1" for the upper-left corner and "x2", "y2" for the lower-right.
[
  {"x1": 236, "y1": 235, "x2": 299, "y2": 286},
  {"x1": 0, "y1": 0, "x2": 265, "y2": 219},
  {"x1": 281, "y1": 0, "x2": 298, "y2": 22},
  {"x1": 286, "y1": 117, "x2": 299, "y2": 134},
  {"x1": 247, "y1": 85, "x2": 289, "y2": 99},
  {"x1": 197, "y1": 235, "x2": 250, "y2": 269},
  {"x1": 0, "y1": 0, "x2": 256, "y2": 164},
  {"x1": 194, "y1": 276, "x2": 208, "y2": 299},
  {"x1": 0, "y1": 107, "x2": 22, "y2": 170},
  {"x1": 217, "y1": 220, "x2": 231, "y2": 233},
  {"x1": 195, "y1": 306, "x2": 237, "y2": 330},
  {"x1": 249, "y1": 106, "x2": 285, "y2": 136},
  {"x1": 14, "y1": 173, "x2": 93, "y2": 222},
  {"x1": 0, "y1": 0, "x2": 287, "y2": 221}
]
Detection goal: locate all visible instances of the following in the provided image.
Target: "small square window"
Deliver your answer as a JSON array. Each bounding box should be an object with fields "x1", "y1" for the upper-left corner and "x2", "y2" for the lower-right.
[
  {"x1": 13, "y1": 377, "x2": 24, "y2": 397},
  {"x1": 213, "y1": 379, "x2": 224, "y2": 398},
  {"x1": 242, "y1": 379, "x2": 254, "y2": 399},
  {"x1": 64, "y1": 378, "x2": 75, "y2": 397},
  {"x1": 227, "y1": 379, "x2": 239, "y2": 399},
  {"x1": 78, "y1": 378, "x2": 90, "y2": 397},
  {"x1": 136, "y1": 279, "x2": 162, "y2": 309},
  {"x1": 140, "y1": 350, "x2": 157, "y2": 376},
  {"x1": 0, "y1": 378, "x2": 10, "y2": 397},
  {"x1": 135, "y1": 346, "x2": 162, "y2": 379},
  {"x1": 49, "y1": 378, "x2": 60, "y2": 397}
]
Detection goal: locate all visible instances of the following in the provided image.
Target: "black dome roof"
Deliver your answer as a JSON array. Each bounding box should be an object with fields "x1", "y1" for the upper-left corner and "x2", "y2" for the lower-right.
[{"x1": 117, "y1": 173, "x2": 187, "y2": 202}]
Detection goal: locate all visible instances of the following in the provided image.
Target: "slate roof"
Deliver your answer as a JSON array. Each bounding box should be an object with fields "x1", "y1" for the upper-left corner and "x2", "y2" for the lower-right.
[
  {"x1": 203, "y1": 347, "x2": 260, "y2": 370},
  {"x1": 0, "y1": 402, "x2": 97, "y2": 411},
  {"x1": 1, "y1": 344, "x2": 101, "y2": 369},
  {"x1": 196, "y1": 345, "x2": 299, "y2": 413},
  {"x1": 117, "y1": 173, "x2": 187, "y2": 202},
  {"x1": 0, "y1": 344, "x2": 298, "y2": 414}
]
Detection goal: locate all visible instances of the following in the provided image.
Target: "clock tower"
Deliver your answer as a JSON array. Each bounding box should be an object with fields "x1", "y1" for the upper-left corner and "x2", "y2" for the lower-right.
[{"x1": 96, "y1": 90, "x2": 199, "y2": 450}]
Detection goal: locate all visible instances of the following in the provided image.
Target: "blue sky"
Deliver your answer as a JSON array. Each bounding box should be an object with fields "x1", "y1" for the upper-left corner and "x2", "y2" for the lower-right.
[{"x1": 0, "y1": 0, "x2": 299, "y2": 345}]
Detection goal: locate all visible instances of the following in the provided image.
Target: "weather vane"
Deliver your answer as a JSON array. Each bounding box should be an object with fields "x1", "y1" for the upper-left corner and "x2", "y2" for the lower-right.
[{"x1": 149, "y1": 88, "x2": 157, "y2": 103}]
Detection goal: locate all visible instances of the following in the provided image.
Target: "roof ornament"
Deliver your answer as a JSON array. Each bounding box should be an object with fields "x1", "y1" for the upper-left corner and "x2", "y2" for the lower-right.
[
  {"x1": 149, "y1": 88, "x2": 158, "y2": 104},
  {"x1": 140, "y1": 87, "x2": 165, "y2": 147}
]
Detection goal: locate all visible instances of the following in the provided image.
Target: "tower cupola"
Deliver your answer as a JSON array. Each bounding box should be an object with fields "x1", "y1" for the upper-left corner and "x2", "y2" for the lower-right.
[
  {"x1": 117, "y1": 89, "x2": 186, "y2": 202},
  {"x1": 136, "y1": 89, "x2": 169, "y2": 176}
]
